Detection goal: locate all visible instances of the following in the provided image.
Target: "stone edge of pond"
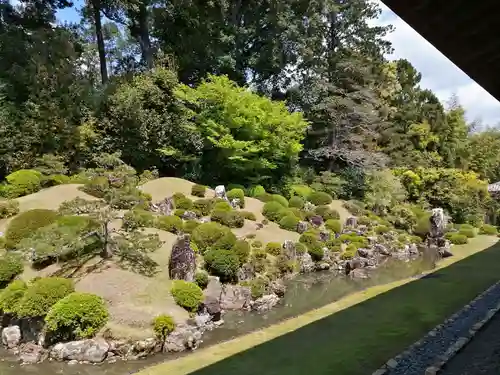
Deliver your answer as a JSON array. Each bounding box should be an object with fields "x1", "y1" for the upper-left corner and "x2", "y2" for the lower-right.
[{"x1": 370, "y1": 279, "x2": 500, "y2": 375}]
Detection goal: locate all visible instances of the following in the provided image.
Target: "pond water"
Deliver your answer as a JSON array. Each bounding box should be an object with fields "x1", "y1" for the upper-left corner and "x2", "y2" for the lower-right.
[{"x1": 0, "y1": 257, "x2": 434, "y2": 375}]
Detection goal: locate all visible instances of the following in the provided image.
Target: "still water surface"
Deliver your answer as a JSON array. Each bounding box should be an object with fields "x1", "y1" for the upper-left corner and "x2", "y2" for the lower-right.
[{"x1": 0, "y1": 258, "x2": 433, "y2": 375}]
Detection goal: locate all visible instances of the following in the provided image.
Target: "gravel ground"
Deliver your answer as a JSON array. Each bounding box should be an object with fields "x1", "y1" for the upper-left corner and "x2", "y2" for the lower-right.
[
  {"x1": 385, "y1": 282, "x2": 500, "y2": 375},
  {"x1": 440, "y1": 311, "x2": 500, "y2": 375}
]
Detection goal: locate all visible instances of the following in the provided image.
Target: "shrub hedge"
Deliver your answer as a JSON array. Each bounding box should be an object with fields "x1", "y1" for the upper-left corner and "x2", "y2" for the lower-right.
[
  {"x1": 0, "y1": 279, "x2": 27, "y2": 313},
  {"x1": 0, "y1": 254, "x2": 23, "y2": 288},
  {"x1": 308, "y1": 191, "x2": 333, "y2": 206},
  {"x1": 227, "y1": 188, "x2": 245, "y2": 208},
  {"x1": 191, "y1": 184, "x2": 206, "y2": 198},
  {"x1": 155, "y1": 215, "x2": 183, "y2": 234},
  {"x1": 203, "y1": 249, "x2": 240, "y2": 282},
  {"x1": 170, "y1": 280, "x2": 204, "y2": 312}
]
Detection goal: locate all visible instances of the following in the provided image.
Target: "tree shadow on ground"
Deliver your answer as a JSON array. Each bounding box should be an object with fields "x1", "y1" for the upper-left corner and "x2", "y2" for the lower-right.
[{"x1": 186, "y1": 242, "x2": 500, "y2": 375}]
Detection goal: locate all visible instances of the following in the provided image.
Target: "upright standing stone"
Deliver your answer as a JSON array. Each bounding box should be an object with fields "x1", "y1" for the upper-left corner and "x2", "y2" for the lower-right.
[
  {"x1": 169, "y1": 235, "x2": 196, "y2": 282},
  {"x1": 214, "y1": 185, "x2": 228, "y2": 200}
]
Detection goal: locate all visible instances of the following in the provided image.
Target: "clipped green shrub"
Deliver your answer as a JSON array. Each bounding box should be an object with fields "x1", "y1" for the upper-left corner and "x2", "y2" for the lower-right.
[
  {"x1": 174, "y1": 209, "x2": 185, "y2": 217},
  {"x1": 288, "y1": 196, "x2": 305, "y2": 209},
  {"x1": 0, "y1": 279, "x2": 28, "y2": 313},
  {"x1": 308, "y1": 245, "x2": 324, "y2": 261},
  {"x1": 42, "y1": 174, "x2": 71, "y2": 187},
  {"x1": 290, "y1": 184, "x2": 313, "y2": 198},
  {"x1": 240, "y1": 211, "x2": 256, "y2": 221},
  {"x1": 343, "y1": 200, "x2": 365, "y2": 216},
  {"x1": 325, "y1": 219, "x2": 342, "y2": 233},
  {"x1": 0, "y1": 199, "x2": 20, "y2": 219},
  {"x1": 155, "y1": 215, "x2": 183, "y2": 234},
  {"x1": 252, "y1": 240, "x2": 263, "y2": 248},
  {"x1": 374, "y1": 225, "x2": 391, "y2": 234},
  {"x1": 0, "y1": 254, "x2": 23, "y2": 288},
  {"x1": 459, "y1": 227, "x2": 477, "y2": 238},
  {"x1": 314, "y1": 206, "x2": 340, "y2": 221},
  {"x1": 152, "y1": 314, "x2": 176, "y2": 340},
  {"x1": 170, "y1": 280, "x2": 203, "y2": 312},
  {"x1": 183, "y1": 220, "x2": 200, "y2": 234},
  {"x1": 248, "y1": 185, "x2": 266, "y2": 197},
  {"x1": 192, "y1": 222, "x2": 235, "y2": 253},
  {"x1": 193, "y1": 199, "x2": 213, "y2": 216},
  {"x1": 45, "y1": 292, "x2": 109, "y2": 340},
  {"x1": 194, "y1": 271, "x2": 209, "y2": 289},
  {"x1": 447, "y1": 233, "x2": 468, "y2": 245},
  {"x1": 4, "y1": 169, "x2": 43, "y2": 198},
  {"x1": 123, "y1": 209, "x2": 155, "y2": 230},
  {"x1": 480, "y1": 224, "x2": 498, "y2": 235},
  {"x1": 232, "y1": 240, "x2": 251, "y2": 265},
  {"x1": 308, "y1": 191, "x2": 333, "y2": 206},
  {"x1": 262, "y1": 201, "x2": 285, "y2": 222},
  {"x1": 213, "y1": 201, "x2": 232, "y2": 212},
  {"x1": 279, "y1": 215, "x2": 299, "y2": 231},
  {"x1": 5, "y1": 209, "x2": 59, "y2": 248},
  {"x1": 299, "y1": 231, "x2": 319, "y2": 246},
  {"x1": 174, "y1": 196, "x2": 193, "y2": 210},
  {"x1": 249, "y1": 277, "x2": 267, "y2": 299},
  {"x1": 341, "y1": 244, "x2": 357, "y2": 260},
  {"x1": 191, "y1": 184, "x2": 206, "y2": 198},
  {"x1": 106, "y1": 187, "x2": 151, "y2": 210},
  {"x1": 271, "y1": 194, "x2": 288, "y2": 207},
  {"x1": 357, "y1": 216, "x2": 372, "y2": 226},
  {"x1": 265, "y1": 242, "x2": 282, "y2": 256},
  {"x1": 15, "y1": 277, "x2": 75, "y2": 318},
  {"x1": 81, "y1": 176, "x2": 110, "y2": 198},
  {"x1": 256, "y1": 193, "x2": 274, "y2": 202},
  {"x1": 227, "y1": 188, "x2": 245, "y2": 208},
  {"x1": 204, "y1": 249, "x2": 240, "y2": 283},
  {"x1": 294, "y1": 242, "x2": 307, "y2": 254},
  {"x1": 413, "y1": 214, "x2": 431, "y2": 237}
]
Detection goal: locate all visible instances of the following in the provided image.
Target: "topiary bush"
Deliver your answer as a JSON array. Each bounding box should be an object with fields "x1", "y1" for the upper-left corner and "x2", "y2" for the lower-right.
[
  {"x1": 279, "y1": 215, "x2": 299, "y2": 231},
  {"x1": 446, "y1": 233, "x2": 468, "y2": 245},
  {"x1": 256, "y1": 193, "x2": 274, "y2": 202},
  {"x1": 191, "y1": 184, "x2": 206, "y2": 198},
  {"x1": 288, "y1": 196, "x2": 305, "y2": 209},
  {"x1": 248, "y1": 185, "x2": 266, "y2": 197},
  {"x1": 290, "y1": 184, "x2": 313, "y2": 199},
  {"x1": 227, "y1": 188, "x2": 245, "y2": 208},
  {"x1": 314, "y1": 205, "x2": 339, "y2": 221},
  {"x1": 341, "y1": 244, "x2": 358, "y2": 260},
  {"x1": 0, "y1": 199, "x2": 20, "y2": 219},
  {"x1": 343, "y1": 200, "x2": 365, "y2": 216},
  {"x1": 106, "y1": 187, "x2": 151, "y2": 210},
  {"x1": 203, "y1": 249, "x2": 240, "y2": 283},
  {"x1": 271, "y1": 194, "x2": 289, "y2": 207},
  {"x1": 480, "y1": 224, "x2": 498, "y2": 235},
  {"x1": 374, "y1": 225, "x2": 391, "y2": 234},
  {"x1": 265, "y1": 242, "x2": 282, "y2": 256},
  {"x1": 194, "y1": 271, "x2": 209, "y2": 289},
  {"x1": 211, "y1": 210, "x2": 245, "y2": 228},
  {"x1": 192, "y1": 222, "x2": 236, "y2": 253},
  {"x1": 45, "y1": 292, "x2": 109, "y2": 340},
  {"x1": 155, "y1": 215, "x2": 183, "y2": 234},
  {"x1": 123, "y1": 209, "x2": 155, "y2": 230},
  {"x1": 5, "y1": 209, "x2": 59, "y2": 248},
  {"x1": 308, "y1": 191, "x2": 333, "y2": 206},
  {"x1": 81, "y1": 176, "x2": 110, "y2": 198},
  {"x1": 174, "y1": 195, "x2": 193, "y2": 210},
  {"x1": 152, "y1": 314, "x2": 176, "y2": 339},
  {"x1": 232, "y1": 240, "x2": 251, "y2": 265},
  {"x1": 15, "y1": 277, "x2": 75, "y2": 318},
  {"x1": 193, "y1": 199, "x2": 213, "y2": 216},
  {"x1": 183, "y1": 220, "x2": 200, "y2": 234},
  {"x1": 0, "y1": 279, "x2": 27, "y2": 313},
  {"x1": 308, "y1": 245, "x2": 324, "y2": 261},
  {"x1": 459, "y1": 226, "x2": 477, "y2": 238},
  {"x1": 262, "y1": 201, "x2": 285, "y2": 222},
  {"x1": 294, "y1": 242, "x2": 306, "y2": 254},
  {"x1": 240, "y1": 211, "x2": 256, "y2": 221},
  {"x1": 3, "y1": 169, "x2": 43, "y2": 198},
  {"x1": 0, "y1": 254, "x2": 23, "y2": 288},
  {"x1": 299, "y1": 231, "x2": 319, "y2": 246},
  {"x1": 170, "y1": 280, "x2": 204, "y2": 312},
  {"x1": 174, "y1": 209, "x2": 185, "y2": 217},
  {"x1": 213, "y1": 201, "x2": 232, "y2": 212},
  {"x1": 325, "y1": 219, "x2": 342, "y2": 233}
]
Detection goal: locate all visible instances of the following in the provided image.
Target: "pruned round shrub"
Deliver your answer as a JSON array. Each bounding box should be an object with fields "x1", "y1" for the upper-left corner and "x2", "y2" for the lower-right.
[
  {"x1": 299, "y1": 231, "x2": 319, "y2": 246},
  {"x1": 123, "y1": 209, "x2": 155, "y2": 230},
  {"x1": 480, "y1": 224, "x2": 498, "y2": 235},
  {"x1": 213, "y1": 201, "x2": 232, "y2": 212},
  {"x1": 248, "y1": 185, "x2": 266, "y2": 197},
  {"x1": 106, "y1": 187, "x2": 151, "y2": 210},
  {"x1": 203, "y1": 249, "x2": 240, "y2": 283},
  {"x1": 45, "y1": 292, "x2": 109, "y2": 340},
  {"x1": 308, "y1": 245, "x2": 324, "y2": 262},
  {"x1": 251, "y1": 240, "x2": 263, "y2": 248},
  {"x1": 191, "y1": 184, "x2": 206, "y2": 198},
  {"x1": 290, "y1": 184, "x2": 313, "y2": 199},
  {"x1": 152, "y1": 314, "x2": 176, "y2": 339},
  {"x1": 81, "y1": 176, "x2": 109, "y2": 198},
  {"x1": 374, "y1": 225, "x2": 391, "y2": 234},
  {"x1": 357, "y1": 216, "x2": 372, "y2": 226},
  {"x1": 294, "y1": 242, "x2": 306, "y2": 254},
  {"x1": 6, "y1": 209, "x2": 59, "y2": 248},
  {"x1": 213, "y1": 210, "x2": 245, "y2": 228},
  {"x1": 227, "y1": 188, "x2": 245, "y2": 208},
  {"x1": 265, "y1": 242, "x2": 282, "y2": 256},
  {"x1": 183, "y1": 220, "x2": 200, "y2": 234},
  {"x1": 308, "y1": 191, "x2": 333, "y2": 206},
  {"x1": 262, "y1": 201, "x2": 285, "y2": 222},
  {"x1": 15, "y1": 277, "x2": 74, "y2": 318},
  {"x1": 194, "y1": 271, "x2": 209, "y2": 289},
  {"x1": 413, "y1": 214, "x2": 431, "y2": 237},
  {"x1": 447, "y1": 233, "x2": 468, "y2": 245},
  {"x1": 279, "y1": 215, "x2": 299, "y2": 231},
  {"x1": 288, "y1": 196, "x2": 305, "y2": 209},
  {"x1": 0, "y1": 199, "x2": 20, "y2": 219},
  {"x1": 170, "y1": 280, "x2": 203, "y2": 312},
  {"x1": 314, "y1": 205, "x2": 339, "y2": 220},
  {"x1": 271, "y1": 194, "x2": 288, "y2": 207},
  {"x1": 249, "y1": 277, "x2": 267, "y2": 299},
  {"x1": 0, "y1": 279, "x2": 27, "y2": 313},
  {"x1": 325, "y1": 219, "x2": 342, "y2": 233},
  {"x1": 174, "y1": 196, "x2": 193, "y2": 210},
  {"x1": 459, "y1": 227, "x2": 477, "y2": 238},
  {"x1": 0, "y1": 254, "x2": 23, "y2": 288},
  {"x1": 193, "y1": 199, "x2": 213, "y2": 216},
  {"x1": 256, "y1": 193, "x2": 274, "y2": 202},
  {"x1": 240, "y1": 211, "x2": 256, "y2": 221},
  {"x1": 343, "y1": 200, "x2": 365, "y2": 216},
  {"x1": 174, "y1": 209, "x2": 185, "y2": 217},
  {"x1": 155, "y1": 215, "x2": 183, "y2": 234},
  {"x1": 232, "y1": 240, "x2": 250, "y2": 265},
  {"x1": 4, "y1": 169, "x2": 43, "y2": 198},
  {"x1": 192, "y1": 222, "x2": 235, "y2": 253},
  {"x1": 341, "y1": 244, "x2": 357, "y2": 260}
]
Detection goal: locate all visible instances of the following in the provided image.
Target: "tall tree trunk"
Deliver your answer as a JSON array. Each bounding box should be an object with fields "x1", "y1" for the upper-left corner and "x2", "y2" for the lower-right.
[
  {"x1": 91, "y1": 0, "x2": 108, "y2": 84},
  {"x1": 134, "y1": 3, "x2": 152, "y2": 69}
]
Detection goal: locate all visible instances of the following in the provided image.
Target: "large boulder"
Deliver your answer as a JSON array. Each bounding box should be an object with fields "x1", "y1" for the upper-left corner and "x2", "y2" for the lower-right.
[
  {"x1": 19, "y1": 343, "x2": 47, "y2": 364},
  {"x1": 357, "y1": 248, "x2": 374, "y2": 258},
  {"x1": 349, "y1": 268, "x2": 369, "y2": 279},
  {"x1": 214, "y1": 185, "x2": 227, "y2": 200},
  {"x1": 132, "y1": 338, "x2": 158, "y2": 358},
  {"x1": 282, "y1": 240, "x2": 296, "y2": 259},
  {"x1": 269, "y1": 280, "x2": 286, "y2": 297},
  {"x1": 2, "y1": 326, "x2": 21, "y2": 348},
  {"x1": 299, "y1": 252, "x2": 315, "y2": 273},
  {"x1": 237, "y1": 263, "x2": 255, "y2": 282},
  {"x1": 220, "y1": 284, "x2": 251, "y2": 310},
  {"x1": 50, "y1": 339, "x2": 109, "y2": 363},
  {"x1": 297, "y1": 221, "x2": 309, "y2": 234},
  {"x1": 373, "y1": 243, "x2": 390, "y2": 256},
  {"x1": 202, "y1": 295, "x2": 222, "y2": 321},
  {"x1": 169, "y1": 234, "x2": 196, "y2": 282},
  {"x1": 182, "y1": 211, "x2": 198, "y2": 220},
  {"x1": 151, "y1": 197, "x2": 174, "y2": 216},
  {"x1": 251, "y1": 294, "x2": 280, "y2": 312},
  {"x1": 164, "y1": 325, "x2": 202, "y2": 352},
  {"x1": 346, "y1": 217, "x2": 357, "y2": 227}
]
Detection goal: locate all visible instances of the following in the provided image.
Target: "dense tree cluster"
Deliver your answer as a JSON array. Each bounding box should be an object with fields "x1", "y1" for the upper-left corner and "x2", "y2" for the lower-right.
[{"x1": 1, "y1": 0, "x2": 499, "y2": 222}]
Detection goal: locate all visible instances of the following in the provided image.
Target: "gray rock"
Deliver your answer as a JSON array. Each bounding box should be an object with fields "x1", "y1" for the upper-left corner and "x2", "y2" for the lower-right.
[
  {"x1": 374, "y1": 243, "x2": 390, "y2": 256},
  {"x1": 270, "y1": 280, "x2": 286, "y2": 297},
  {"x1": 357, "y1": 248, "x2": 374, "y2": 258},
  {"x1": 132, "y1": 338, "x2": 158, "y2": 358},
  {"x1": 164, "y1": 325, "x2": 202, "y2": 352},
  {"x1": 316, "y1": 262, "x2": 331, "y2": 271},
  {"x1": 251, "y1": 294, "x2": 280, "y2": 312},
  {"x1": 319, "y1": 231, "x2": 330, "y2": 242},
  {"x1": 214, "y1": 185, "x2": 227, "y2": 200},
  {"x1": 202, "y1": 295, "x2": 221, "y2": 321},
  {"x1": 2, "y1": 326, "x2": 21, "y2": 348},
  {"x1": 220, "y1": 284, "x2": 251, "y2": 310},
  {"x1": 409, "y1": 243, "x2": 419, "y2": 255},
  {"x1": 346, "y1": 216, "x2": 357, "y2": 227},
  {"x1": 299, "y1": 252, "x2": 315, "y2": 273},
  {"x1": 349, "y1": 268, "x2": 369, "y2": 279},
  {"x1": 169, "y1": 234, "x2": 196, "y2": 282},
  {"x1": 229, "y1": 198, "x2": 241, "y2": 209},
  {"x1": 194, "y1": 313, "x2": 212, "y2": 328},
  {"x1": 303, "y1": 201, "x2": 315, "y2": 212},
  {"x1": 50, "y1": 339, "x2": 109, "y2": 363},
  {"x1": 150, "y1": 197, "x2": 174, "y2": 216},
  {"x1": 182, "y1": 211, "x2": 198, "y2": 220},
  {"x1": 297, "y1": 221, "x2": 309, "y2": 234},
  {"x1": 237, "y1": 263, "x2": 255, "y2": 281},
  {"x1": 19, "y1": 343, "x2": 46, "y2": 364},
  {"x1": 282, "y1": 240, "x2": 296, "y2": 259}
]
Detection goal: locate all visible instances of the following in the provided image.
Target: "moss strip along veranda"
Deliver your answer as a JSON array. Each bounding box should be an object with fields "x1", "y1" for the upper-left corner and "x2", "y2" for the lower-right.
[{"x1": 137, "y1": 236, "x2": 499, "y2": 375}]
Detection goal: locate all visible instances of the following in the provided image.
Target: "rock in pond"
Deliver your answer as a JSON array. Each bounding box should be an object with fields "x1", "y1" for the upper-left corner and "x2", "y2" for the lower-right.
[
  {"x1": 164, "y1": 324, "x2": 202, "y2": 352},
  {"x1": 50, "y1": 339, "x2": 109, "y2": 363},
  {"x1": 251, "y1": 294, "x2": 280, "y2": 312},
  {"x1": 19, "y1": 342, "x2": 46, "y2": 364},
  {"x1": 2, "y1": 326, "x2": 21, "y2": 349}
]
